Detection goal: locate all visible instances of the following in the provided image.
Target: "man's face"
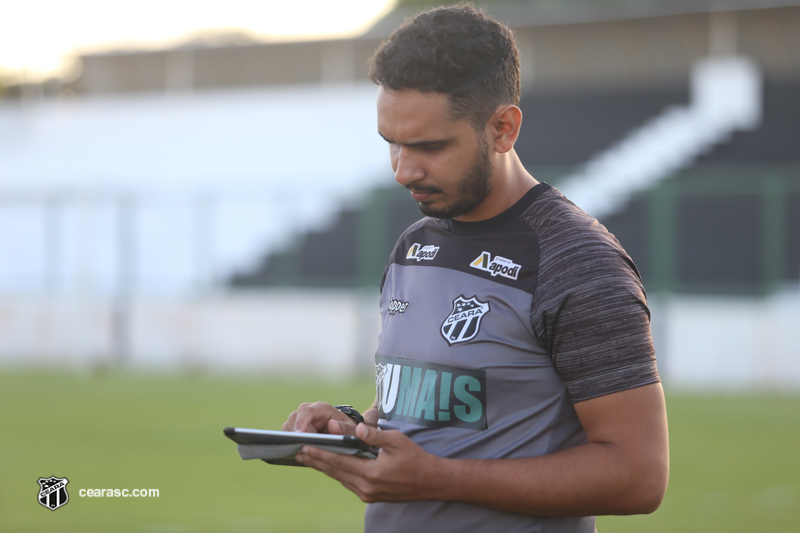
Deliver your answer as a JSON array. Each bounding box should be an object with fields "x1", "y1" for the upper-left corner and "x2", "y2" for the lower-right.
[{"x1": 377, "y1": 88, "x2": 493, "y2": 221}]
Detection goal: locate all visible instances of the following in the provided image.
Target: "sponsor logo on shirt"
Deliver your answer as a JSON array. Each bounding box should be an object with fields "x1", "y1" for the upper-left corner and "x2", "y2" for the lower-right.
[
  {"x1": 406, "y1": 243, "x2": 440, "y2": 262},
  {"x1": 388, "y1": 298, "x2": 409, "y2": 315},
  {"x1": 440, "y1": 295, "x2": 490, "y2": 345},
  {"x1": 375, "y1": 355, "x2": 487, "y2": 430},
  {"x1": 470, "y1": 251, "x2": 521, "y2": 280}
]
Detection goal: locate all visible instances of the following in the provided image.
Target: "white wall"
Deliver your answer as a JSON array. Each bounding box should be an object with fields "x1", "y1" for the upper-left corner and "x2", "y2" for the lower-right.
[
  {"x1": 0, "y1": 84, "x2": 392, "y2": 295},
  {"x1": 650, "y1": 289, "x2": 800, "y2": 391},
  {"x1": 1, "y1": 289, "x2": 798, "y2": 390},
  {"x1": 0, "y1": 290, "x2": 380, "y2": 379}
]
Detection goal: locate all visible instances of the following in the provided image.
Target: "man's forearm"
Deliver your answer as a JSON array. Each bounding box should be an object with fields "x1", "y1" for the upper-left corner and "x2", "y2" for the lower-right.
[
  {"x1": 415, "y1": 383, "x2": 669, "y2": 516},
  {"x1": 431, "y1": 438, "x2": 666, "y2": 516}
]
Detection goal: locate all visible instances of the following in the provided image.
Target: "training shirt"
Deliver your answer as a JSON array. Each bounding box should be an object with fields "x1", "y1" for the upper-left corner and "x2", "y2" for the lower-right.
[{"x1": 366, "y1": 183, "x2": 660, "y2": 533}]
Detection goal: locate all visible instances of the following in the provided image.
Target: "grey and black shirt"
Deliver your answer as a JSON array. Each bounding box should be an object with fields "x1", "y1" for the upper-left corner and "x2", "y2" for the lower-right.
[{"x1": 367, "y1": 183, "x2": 660, "y2": 533}]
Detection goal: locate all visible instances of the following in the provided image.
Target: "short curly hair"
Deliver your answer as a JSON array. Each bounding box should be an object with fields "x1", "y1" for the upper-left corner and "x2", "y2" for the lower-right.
[{"x1": 369, "y1": 4, "x2": 521, "y2": 131}]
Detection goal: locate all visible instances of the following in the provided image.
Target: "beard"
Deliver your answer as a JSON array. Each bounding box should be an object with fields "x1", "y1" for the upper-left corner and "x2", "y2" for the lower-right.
[{"x1": 413, "y1": 137, "x2": 492, "y2": 220}]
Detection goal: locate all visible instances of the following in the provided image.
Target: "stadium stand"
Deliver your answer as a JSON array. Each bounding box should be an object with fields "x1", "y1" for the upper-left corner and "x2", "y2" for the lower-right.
[
  {"x1": 231, "y1": 76, "x2": 799, "y2": 294},
  {"x1": 1, "y1": 0, "x2": 798, "y2": 382},
  {"x1": 228, "y1": 3, "x2": 799, "y2": 294},
  {"x1": 5, "y1": 1, "x2": 797, "y2": 297}
]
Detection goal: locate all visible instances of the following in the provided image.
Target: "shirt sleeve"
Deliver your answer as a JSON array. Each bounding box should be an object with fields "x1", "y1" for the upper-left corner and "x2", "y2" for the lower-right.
[{"x1": 526, "y1": 191, "x2": 660, "y2": 403}]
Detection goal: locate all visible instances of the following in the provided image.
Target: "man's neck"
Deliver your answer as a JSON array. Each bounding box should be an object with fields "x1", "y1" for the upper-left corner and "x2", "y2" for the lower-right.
[{"x1": 454, "y1": 150, "x2": 538, "y2": 222}]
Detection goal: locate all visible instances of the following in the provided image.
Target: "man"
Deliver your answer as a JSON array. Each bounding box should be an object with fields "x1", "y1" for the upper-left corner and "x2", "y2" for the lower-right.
[{"x1": 282, "y1": 5, "x2": 669, "y2": 532}]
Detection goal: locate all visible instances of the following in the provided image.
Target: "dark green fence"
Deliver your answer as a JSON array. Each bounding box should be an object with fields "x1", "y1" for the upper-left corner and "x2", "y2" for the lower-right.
[
  {"x1": 596, "y1": 164, "x2": 800, "y2": 295},
  {"x1": 233, "y1": 164, "x2": 800, "y2": 296}
]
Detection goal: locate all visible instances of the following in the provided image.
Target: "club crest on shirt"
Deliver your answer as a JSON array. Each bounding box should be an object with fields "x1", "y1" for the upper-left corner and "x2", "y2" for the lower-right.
[{"x1": 440, "y1": 295, "x2": 490, "y2": 345}]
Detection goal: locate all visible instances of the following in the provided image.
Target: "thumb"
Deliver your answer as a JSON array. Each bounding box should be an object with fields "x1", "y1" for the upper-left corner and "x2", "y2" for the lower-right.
[
  {"x1": 356, "y1": 422, "x2": 390, "y2": 448},
  {"x1": 326, "y1": 418, "x2": 345, "y2": 435}
]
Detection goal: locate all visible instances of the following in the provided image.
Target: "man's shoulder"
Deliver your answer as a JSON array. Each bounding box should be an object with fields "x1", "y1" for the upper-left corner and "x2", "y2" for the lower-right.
[
  {"x1": 521, "y1": 187, "x2": 598, "y2": 231},
  {"x1": 391, "y1": 216, "x2": 441, "y2": 251},
  {"x1": 401, "y1": 216, "x2": 439, "y2": 236},
  {"x1": 521, "y1": 187, "x2": 643, "y2": 297},
  {"x1": 521, "y1": 187, "x2": 628, "y2": 255}
]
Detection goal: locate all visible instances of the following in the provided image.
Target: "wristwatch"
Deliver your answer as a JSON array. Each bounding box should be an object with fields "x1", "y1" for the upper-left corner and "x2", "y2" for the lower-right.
[{"x1": 334, "y1": 405, "x2": 365, "y2": 424}]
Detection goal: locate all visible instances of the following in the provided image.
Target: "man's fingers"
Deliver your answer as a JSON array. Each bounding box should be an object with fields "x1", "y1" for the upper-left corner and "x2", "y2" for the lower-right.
[
  {"x1": 280, "y1": 413, "x2": 295, "y2": 432},
  {"x1": 356, "y1": 422, "x2": 373, "y2": 443},
  {"x1": 296, "y1": 445, "x2": 376, "y2": 499},
  {"x1": 327, "y1": 418, "x2": 346, "y2": 435},
  {"x1": 281, "y1": 402, "x2": 358, "y2": 434},
  {"x1": 281, "y1": 402, "x2": 328, "y2": 433},
  {"x1": 297, "y1": 446, "x2": 355, "y2": 477},
  {"x1": 356, "y1": 422, "x2": 395, "y2": 449}
]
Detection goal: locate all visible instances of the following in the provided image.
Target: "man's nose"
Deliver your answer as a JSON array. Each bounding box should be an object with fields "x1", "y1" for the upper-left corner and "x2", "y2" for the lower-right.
[{"x1": 393, "y1": 147, "x2": 424, "y2": 187}]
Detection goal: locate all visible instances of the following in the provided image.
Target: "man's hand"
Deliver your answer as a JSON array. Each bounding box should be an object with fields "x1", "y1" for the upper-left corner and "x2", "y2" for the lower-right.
[
  {"x1": 295, "y1": 423, "x2": 448, "y2": 503},
  {"x1": 281, "y1": 401, "x2": 359, "y2": 436},
  {"x1": 291, "y1": 384, "x2": 668, "y2": 516}
]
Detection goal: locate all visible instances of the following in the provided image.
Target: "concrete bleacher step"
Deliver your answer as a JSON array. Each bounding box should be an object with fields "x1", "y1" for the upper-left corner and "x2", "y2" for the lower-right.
[{"x1": 557, "y1": 56, "x2": 762, "y2": 220}]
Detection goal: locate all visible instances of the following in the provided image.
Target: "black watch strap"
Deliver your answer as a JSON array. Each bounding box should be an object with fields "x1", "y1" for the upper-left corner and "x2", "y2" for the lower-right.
[{"x1": 334, "y1": 405, "x2": 365, "y2": 424}]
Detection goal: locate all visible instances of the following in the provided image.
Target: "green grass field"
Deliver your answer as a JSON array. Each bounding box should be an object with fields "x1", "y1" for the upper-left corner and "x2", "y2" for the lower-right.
[{"x1": 1, "y1": 370, "x2": 798, "y2": 532}]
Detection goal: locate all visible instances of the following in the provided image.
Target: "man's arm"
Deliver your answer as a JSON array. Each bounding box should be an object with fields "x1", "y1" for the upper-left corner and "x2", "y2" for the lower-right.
[
  {"x1": 439, "y1": 382, "x2": 669, "y2": 515},
  {"x1": 296, "y1": 382, "x2": 669, "y2": 516}
]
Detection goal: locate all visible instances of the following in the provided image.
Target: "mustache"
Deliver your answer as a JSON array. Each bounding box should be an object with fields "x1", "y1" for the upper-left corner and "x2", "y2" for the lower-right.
[{"x1": 406, "y1": 183, "x2": 444, "y2": 195}]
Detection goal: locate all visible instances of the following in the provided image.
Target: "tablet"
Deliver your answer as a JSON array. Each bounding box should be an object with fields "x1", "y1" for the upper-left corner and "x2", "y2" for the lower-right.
[{"x1": 223, "y1": 427, "x2": 379, "y2": 467}]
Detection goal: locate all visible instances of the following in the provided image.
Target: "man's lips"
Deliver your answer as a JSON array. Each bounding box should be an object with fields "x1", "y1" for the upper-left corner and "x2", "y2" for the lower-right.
[
  {"x1": 410, "y1": 190, "x2": 432, "y2": 202},
  {"x1": 408, "y1": 186, "x2": 441, "y2": 202}
]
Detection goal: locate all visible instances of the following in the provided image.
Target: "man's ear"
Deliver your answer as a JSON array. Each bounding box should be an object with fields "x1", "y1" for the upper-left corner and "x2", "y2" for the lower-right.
[{"x1": 488, "y1": 105, "x2": 522, "y2": 154}]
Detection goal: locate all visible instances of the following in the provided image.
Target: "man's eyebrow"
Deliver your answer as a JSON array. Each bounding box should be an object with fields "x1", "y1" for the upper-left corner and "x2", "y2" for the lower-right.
[{"x1": 378, "y1": 132, "x2": 451, "y2": 148}]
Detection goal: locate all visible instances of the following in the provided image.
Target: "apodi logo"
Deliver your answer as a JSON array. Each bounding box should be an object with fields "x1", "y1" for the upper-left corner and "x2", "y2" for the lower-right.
[
  {"x1": 406, "y1": 243, "x2": 440, "y2": 262},
  {"x1": 470, "y1": 251, "x2": 521, "y2": 280}
]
